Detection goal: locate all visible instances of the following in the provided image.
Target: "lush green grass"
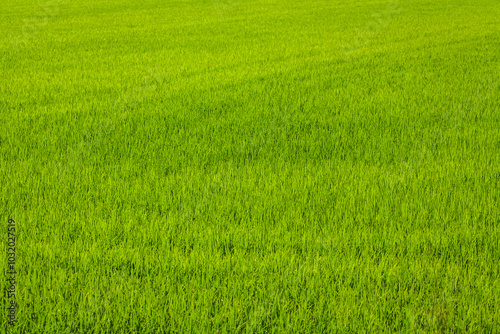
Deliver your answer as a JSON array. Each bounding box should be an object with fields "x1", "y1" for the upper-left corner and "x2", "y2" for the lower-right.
[{"x1": 1, "y1": 0, "x2": 499, "y2": 332}]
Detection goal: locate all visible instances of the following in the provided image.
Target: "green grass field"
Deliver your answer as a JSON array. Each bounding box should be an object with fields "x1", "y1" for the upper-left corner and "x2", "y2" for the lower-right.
[{"x1": 1, "y1": 0, "x2": 499, "y2": 332}]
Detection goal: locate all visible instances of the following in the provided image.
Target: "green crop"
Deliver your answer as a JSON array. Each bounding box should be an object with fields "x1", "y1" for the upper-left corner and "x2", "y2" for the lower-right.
[{"x1": 1, "y1": 0, "x2": 499, "y2": 332}]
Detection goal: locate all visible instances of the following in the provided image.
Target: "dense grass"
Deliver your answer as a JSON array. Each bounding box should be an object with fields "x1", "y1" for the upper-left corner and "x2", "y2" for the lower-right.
[{"x1": 1, "y1": 0, "x2": 499, "y2": 332}]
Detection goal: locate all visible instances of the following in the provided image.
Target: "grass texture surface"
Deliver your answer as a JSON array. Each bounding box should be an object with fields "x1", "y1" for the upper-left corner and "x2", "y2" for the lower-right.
[{"x1": 1, "y1": 0, "x2": 500, "y2": 332}]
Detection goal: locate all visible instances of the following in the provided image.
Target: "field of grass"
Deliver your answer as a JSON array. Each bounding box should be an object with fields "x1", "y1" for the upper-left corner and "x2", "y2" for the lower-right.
[{"x1": 1, "y1": 0, "x2": 499, "y2": 332}]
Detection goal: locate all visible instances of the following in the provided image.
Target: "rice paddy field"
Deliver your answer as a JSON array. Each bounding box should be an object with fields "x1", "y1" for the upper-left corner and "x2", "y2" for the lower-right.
[{"x1": 1, "y1": 0, "x2": 499, "y2": 332}]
